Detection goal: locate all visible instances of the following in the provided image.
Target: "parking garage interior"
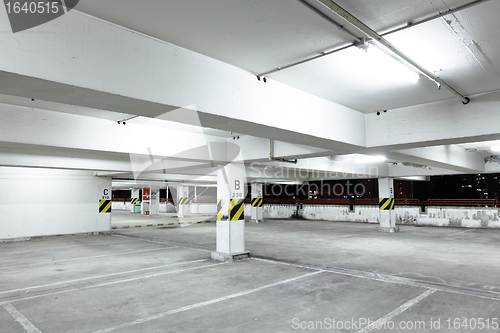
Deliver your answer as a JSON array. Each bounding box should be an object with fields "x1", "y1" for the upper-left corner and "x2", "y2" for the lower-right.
[{"x1": 2, "y1": 0, "x2": 500, "y2": 332}]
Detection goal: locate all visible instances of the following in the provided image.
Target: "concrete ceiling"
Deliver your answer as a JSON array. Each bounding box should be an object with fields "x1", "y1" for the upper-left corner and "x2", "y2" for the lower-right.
[
  {"x1": 74, "y1": 0, "x2": 500, "y2": 112},
  {"x1": 2, "y1": 0, "x2": 500, "y2": 185}
]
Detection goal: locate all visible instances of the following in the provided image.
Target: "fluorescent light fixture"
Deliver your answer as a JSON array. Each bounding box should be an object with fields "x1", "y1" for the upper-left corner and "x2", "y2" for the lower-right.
[
  {"x1": 338, "y1": 44, "x2": 419, "y2": 84},
  {"x1": 354, "y1": 155, "x2": 387, "y2": 164},
  {"x1": 491, "y1": 145, "x2": 500, "y2": 152},
  {"x1": 365, "y1": 45, "x2": 419, "y2": 83}
]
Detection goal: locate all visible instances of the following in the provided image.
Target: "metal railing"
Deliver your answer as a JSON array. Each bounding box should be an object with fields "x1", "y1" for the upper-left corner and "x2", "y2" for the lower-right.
[{"x1": 114, "y1": 197, "x2": 498, "y2": 207}]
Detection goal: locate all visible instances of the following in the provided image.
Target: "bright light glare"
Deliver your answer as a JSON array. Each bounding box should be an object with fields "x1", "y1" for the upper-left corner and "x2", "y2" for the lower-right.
[
  {"x1": 339, "y1": 45, "x2": 419, "y2": 84},
  {"x1": 366, "y1": 46, "x2": 419, "y2": 83},
  {"x1": 491, "y1": 145, "x2": 500, "y2": 152},
  {"x1": 354, "y1": 155, "x2": 387, "y2": 164}
]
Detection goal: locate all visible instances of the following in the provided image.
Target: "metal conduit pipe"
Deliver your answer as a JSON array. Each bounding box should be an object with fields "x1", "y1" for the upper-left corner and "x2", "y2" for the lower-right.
[
  {"x1": 258, "y1": 0, "x2": 490, "y2": 103},
  {"x1": 317, "y1": 0, "x2": 469, "y2": 104},
  {"x1": 297, "y1": 0, "x2": 360, "y2": 42},
  {"x1": 269, "y1": 140, "x2": 298, "y2": 164},
  {"x1": 380, "y1": 0, "x2": 492, "y2": 36}
]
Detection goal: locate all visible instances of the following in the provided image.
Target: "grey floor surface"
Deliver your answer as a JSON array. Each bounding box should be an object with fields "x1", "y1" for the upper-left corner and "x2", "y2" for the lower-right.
[{"x1": 1, "y1": 212, "x2": 500, "y2": 332}]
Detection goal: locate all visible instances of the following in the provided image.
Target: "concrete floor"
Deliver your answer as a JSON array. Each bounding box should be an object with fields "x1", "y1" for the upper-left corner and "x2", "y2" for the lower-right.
[{"x1": 1, "y1": 213, "x2": 500, "y2": 332}]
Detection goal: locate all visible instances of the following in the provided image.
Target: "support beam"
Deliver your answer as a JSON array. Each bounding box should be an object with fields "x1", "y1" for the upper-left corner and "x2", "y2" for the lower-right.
[
  {"x1": 366, "y1": 91, "x2": 500, "y2": 149},
  {"x1": 389, "y1": 145, "x2": 485, "y2": 173},
  {"x1": 176, "y1": 185, "x2": 189, "y2": 218},
  {"x1": 211, "y1": 161, "x2": 249, "y2": 262},
  {"x1": 0, "y1": 8, "x2": 366, "y2": 149},
  {"x1": 130, "y1": 189, "x2": 140, "y2": 214},
  {"x1": 378, "y1": 178, "x2": 398, "y2": 233},
  {"x1": 250, "y1": 183, "x2": 264, "y2": 223}
]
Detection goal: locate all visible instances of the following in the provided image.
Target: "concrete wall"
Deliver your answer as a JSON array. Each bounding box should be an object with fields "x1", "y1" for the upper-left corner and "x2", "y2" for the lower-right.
[
  {"x1": 0, "y1": 167, "x2": 111, "y2": 240},
  {"x1": 112, "y1": 201, "x2": 500, "y2": 229},
  {"x1": 418, "y1": 206, "x2": 500, "y2": 228},
  {"x1": 112, "y1": 202, "x2": 214, "y2": 215},
  {"x1": 244, "y1": 204, "x2": 499, "y2": 229}
]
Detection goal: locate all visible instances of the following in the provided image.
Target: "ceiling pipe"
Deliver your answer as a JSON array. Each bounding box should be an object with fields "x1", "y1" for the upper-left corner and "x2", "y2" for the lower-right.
[
  {"x1": 269, "y1": 140, "x2": 298, "y2": 164},
  {"x1": 380, "y1": 0, "x2": 492, "y2": 37},
  {"x1": 297, "y1": 0, "x2": 360, "y2": 42},
  {"x1": 258, "y1": 0, "x2": 489, "y2": 104},
  {"x1": 316, "y1": 0, "x2": 470, "y2": 104}
]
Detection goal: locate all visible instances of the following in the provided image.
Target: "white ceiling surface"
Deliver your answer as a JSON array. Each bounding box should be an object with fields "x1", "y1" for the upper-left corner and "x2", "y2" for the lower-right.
[
  {"x1": 2, "y1": 0, "x2": 500, "y2": 185},
  {"x1": 75, "y1": 0, "x2": 500, "y2": 112}
]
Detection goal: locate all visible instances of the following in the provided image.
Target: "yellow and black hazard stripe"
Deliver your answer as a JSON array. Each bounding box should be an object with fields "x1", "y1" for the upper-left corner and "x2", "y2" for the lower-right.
[
  {"x1": 112, "y1": 220, "x2": 215, "y2": 230},
  {"x1": 379, "y1": 198, "x2": 395, "y2": 210},
  {"x1": 99, "y1": 200, "x2": 112, "y2": 213},
  {"x1": 179, "y1": 197, "x2": 189, "y2": 205},
  {"x1": 251, "y1": 198, "x2": 263, "y2": 207},
  {"x1": 229, "y1": 199, "x2": 245, "y2": 221},
  {"x1": 217, "y1": 199, "x2": 227, "y2": 221},
  {"x1": 131, "y1": 198, "x2": 139, "y2": 204}
]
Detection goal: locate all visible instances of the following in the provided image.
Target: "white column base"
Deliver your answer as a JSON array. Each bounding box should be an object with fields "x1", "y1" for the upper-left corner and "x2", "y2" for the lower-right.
[
  {"x1": 216, "y1": 220, "x2": 245, "y2": 254},
  {"x1": 211, "y1": 251, "x2": 250, "y2": 262},
  {"x1": 378, "y1": 227, "x2": 400, "y2": 233}
]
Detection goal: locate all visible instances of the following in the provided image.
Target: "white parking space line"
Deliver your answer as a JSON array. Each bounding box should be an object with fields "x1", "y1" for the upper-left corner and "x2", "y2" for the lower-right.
[
  {"x1": 0, "y1": 259, "x2": 208, "y2": 296},
  {"x1": 357, "y1": 289, "x2": 436, "y2": 333},
  {"x1": 254, "y1": 258, "x2": 500, "y2": 301},
  {"x1": 92, "y1": 270, "x2": 324, "y2": 333},
  {"x1": 0, "y1": 247, "x2": 173, "y2": 269},
  {"x1": 0, "y1": 262, "x2": 227, "y2": 306},
  {"x1": 447, "y1": 228, "x2": 476, "y2": 237},
  {"x1": 3, "y1": 303, "x2": 41, "y2": 333}
]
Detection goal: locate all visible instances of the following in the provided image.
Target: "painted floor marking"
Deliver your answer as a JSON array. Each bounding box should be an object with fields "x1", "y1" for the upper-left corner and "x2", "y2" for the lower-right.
[
  {"x1": 113, "y1": 233, "x2": 212, "y2": 252},
  {"x1": 3, "y1": 303, "x2": 41, "y2": 333},
  {"x1": 357, "y1": 289, "x2": 436, "y2": 333},
  {"x1": 447, "y1": 228, "x2": 476, "y2": 237},
  {"x1": 0, "y1": 259, "x2": 208, "y2": 296},
  {"x1": 0, "y1": 247, "x2": 172, "y2": 269},
  {"x1": 253, "y1": 257, "x2": 500, "y2": 301},
  {"x1": 92, "y1": 270, "x2": 324, "y2": 333},
  {"x1": 0, "y1": 262, "x2": 226, "y2": 306}
]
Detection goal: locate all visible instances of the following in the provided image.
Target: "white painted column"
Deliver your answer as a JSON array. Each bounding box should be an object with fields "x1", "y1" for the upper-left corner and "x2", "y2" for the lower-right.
[
  {"x1": 130, "y1": 188, "x2": 140, "y2": 213},
  {"x1": 250, "y1": 183, "x2": 264, "y2": 223},
  {"x1": 177, "y1": 185, "x2": 189, "y2": 217},
  {"x1": 211, "y1": 162, "x2": 249, "y2": 261},
  {"x1": 150, "y1": 186, "x2": 160, "y2": 215},
  {"x1": 141, "y1": 187, "x2": 151, "y2": 215},
  {"x1": 378, "y1": 178, "x2": 398, "y2": 232}
]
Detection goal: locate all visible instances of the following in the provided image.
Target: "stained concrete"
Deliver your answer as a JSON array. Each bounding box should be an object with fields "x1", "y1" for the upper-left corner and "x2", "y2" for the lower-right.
[{"x1": 0, "y1": 215, "x2": 499, "y2": 332}]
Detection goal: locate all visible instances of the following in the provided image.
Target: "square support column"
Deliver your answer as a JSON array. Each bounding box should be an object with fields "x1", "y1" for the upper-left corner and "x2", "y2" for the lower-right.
[
  {"x1": 250, "y1": 182, "x2": 264, "y2": 223},
  {"x1": 150, "y1": 186, "x2": 160, "y2": 215},
  {"x1": 211, "y1": 162, "x2": 249, "y2": 262},
  {"x1": 130, "y1": 188, "x2": 140, "y2": 213},
  {"x1": 177, "y1": 185, "x2": 189, "y2": 218},
  {"x1": 141, "y1": 187, "x2": 151, "y2": 215},
  {"x1": 378, "y1": 177, "x2": 399, "y2": 233}
]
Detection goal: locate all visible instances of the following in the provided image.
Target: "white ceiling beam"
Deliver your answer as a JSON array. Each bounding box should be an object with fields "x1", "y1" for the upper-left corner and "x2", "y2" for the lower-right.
[
  {"x1": 388, "y1": 163, "x2": 462, "y2": 177},
  {"x1": 0, "y1": 144, "x2": 131, "y2": 172},
  {"x1": 366, "y1": 91, "x2": 500, "y2": 149},
  {"x1": 0, "y1": 9, "x2": 366, "y2": 151},
  {"x1": 389, "y1": 145, "x2": 485, "y2": 173}
]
